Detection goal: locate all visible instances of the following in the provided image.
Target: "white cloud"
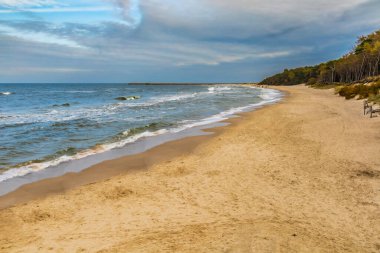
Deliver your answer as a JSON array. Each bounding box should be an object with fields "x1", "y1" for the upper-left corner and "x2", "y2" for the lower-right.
[
  {"x1": 0, "y1": 6, "x2": 112, "y2": 13},
  {"x1": 0, "y1": 66, "x2": 89, "y2": 74},
  {"x1": 89, "y1": 33, "x2": 301, "y2": 67},
  {"x1": 0, "y1": 24, "x2": 84, "y2": 48},
  {"x1": 108, "y1": 0, "x2": 142, "y2": 28},
  {"x1": 0, "y1": 0, "x2": 57, "y2": 7},
  {"x1": 206, "y1": 0, "x2": 368, "y2": 15},
  {"x1": 136, "y1": 0, "x2": 369, "y2": 38}
]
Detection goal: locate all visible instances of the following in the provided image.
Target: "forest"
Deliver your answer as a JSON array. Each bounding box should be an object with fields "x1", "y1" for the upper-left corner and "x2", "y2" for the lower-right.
[{"x1": 260, "y1": 29, "x2": 380, "y2": 86}]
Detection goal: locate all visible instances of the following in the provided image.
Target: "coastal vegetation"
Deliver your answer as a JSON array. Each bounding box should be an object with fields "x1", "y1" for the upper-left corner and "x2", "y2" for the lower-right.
[
  {"x1": 260, "y1": 29, "x2": 380, "y2": 103},
  {"x1": 261, "y1": 29, "x2": 380, "y2": 86},
  {"x1": 334, "y1": 82, "x2": 380, "y2": 100}
]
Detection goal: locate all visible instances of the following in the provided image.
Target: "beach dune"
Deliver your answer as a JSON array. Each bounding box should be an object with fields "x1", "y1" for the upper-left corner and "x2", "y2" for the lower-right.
[{"x1": 0, "y1": 85, "x2": 379, "y2": 252}]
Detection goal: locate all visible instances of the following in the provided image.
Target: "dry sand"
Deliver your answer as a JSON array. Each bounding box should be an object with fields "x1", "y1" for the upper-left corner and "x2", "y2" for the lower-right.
[{"x1": 0, "y1": 85, "x2": 379, "y2": 252}]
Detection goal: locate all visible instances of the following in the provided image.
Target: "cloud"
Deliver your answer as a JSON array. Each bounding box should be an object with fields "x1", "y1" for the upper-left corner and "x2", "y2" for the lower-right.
[
  {"x1": 0, "y1": 23, "x2": 84, "y2": 48},
  {"x1": 108, "y1": 0, "x2": 142, "y2": 28},
  {"x1": 136, "y1": 0, "x2": 369, "y2": 38},
  {"x1": 0, "y1": 0, "x2": 57, "y2": 7},
  {"x1": 0, "y1": 0, "x2": 379, "y2": 83},
  {"x1": 0, "y1": 6, "x2": 112, "y2": 13},
  {"x1": 0, "y1": 66, "x2": 89, "y2": 74}
]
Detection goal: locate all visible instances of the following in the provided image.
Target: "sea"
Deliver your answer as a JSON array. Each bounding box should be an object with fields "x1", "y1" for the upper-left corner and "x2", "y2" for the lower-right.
[{"x1": 0, "y1": 83, "x2": 282, "y2": 187}]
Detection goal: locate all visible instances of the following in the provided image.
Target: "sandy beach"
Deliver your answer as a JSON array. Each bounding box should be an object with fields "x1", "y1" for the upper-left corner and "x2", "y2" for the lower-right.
[{"x1": 0, "y1": 85, "x2": 379, "y2": 252}]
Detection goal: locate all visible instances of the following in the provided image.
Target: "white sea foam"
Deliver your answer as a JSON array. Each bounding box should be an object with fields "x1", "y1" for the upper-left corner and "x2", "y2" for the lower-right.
[
  {"x1": 147, "y1": 93, "x2": 195, "y2": 104},
  {"x1": 0, "y1": 92, "x2": 203, "y2": 126},
  {"x1": 65, "y1": 90, "x2": 96, "y2": 93},
  {"x1": 0, "y1": 102, "x2": 129, "y2": 126},
  {"x1": 0, "y1": 87, "x2": 239, "y2": 126},
  {"x1": 216, "y1": 86, "x2": 232, "y2": 91},
  {"x1": 208, "y1": 86, "x2": 233, "y2": 93},
  {"x1": 0, "y1": 87, "x2": 282, "y2": 183},
  {"x1": 128, "y1": 93, "x2": 199, "y2": 107},
  {"x1": 255, "y1": 87, "x2": 281, "y2": 101},
  {"x1": 0, "y1": 92, "x2": 12, "y2": 95},
  {"x1": 0, "y1": 128, "x2": 170, "y2": 183},
  {"x1": 46, "y1": 90, "x2": 96, "y2": 93},
  {"x1": 177, "y1": 89, "x2": 281, "y2": 131}
]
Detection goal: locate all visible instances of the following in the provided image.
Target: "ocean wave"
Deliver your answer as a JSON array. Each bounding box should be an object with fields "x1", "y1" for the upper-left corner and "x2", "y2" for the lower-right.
[
  {"x1": 208, "y1": 86, "x2": 233, "y2": 93},
  {"x1": 0, "y1": 89, "x2": 282, "y2": 183},
  {"x1": 0, "y1": 115, "x2": 12, "y2": 120},
  {"x1": 0, "y1": 87, "x2": 238, "y2": 126},
  {"x1": 132, "y1": 87, "x2": 239, "y2": 107},
  {"x1": 0, "y1": 121, "x2": 34, "y2": 130},
  {"x1": 116, "y1": 92, "x2": 200, "y2": 109},
  {"x1": 142, "y1": 93, "x2": 198, "y2": 105},
  {"x1": 65, "y1": 90, "x2": 96, "y2": 93},
  {"x1": 135, "y1": 87, "x2": 234, "y2": 106},
  {"x1": 177, "y1": 91, "x2": 281, "y2": 131},
  {"x1": 0, "y1": 92, "x2": 13, "y2": 95},
  {"x1": 0, "y1": 103, "x2": 123, "y2": 126},
  {"x1": 259, "y1": 94, "x2": 273, "y2": 100},
  {"x1": 0, "y1": 124, "x2": 173, "y2": 183},
  {"x1": 256, "y1": 87, "x2": 282, "y2": 101},
  {"x1": 0, "y1": 92, "x2": 202, "y2": 126},
  {"x1": 46, "y1": 90, "x2": 96, "y2": 93}
]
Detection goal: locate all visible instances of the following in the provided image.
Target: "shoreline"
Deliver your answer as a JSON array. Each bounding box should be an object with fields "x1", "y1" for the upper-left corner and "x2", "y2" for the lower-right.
[
  {"x1": 0, "y1": 126, "x2": 219, "y2": 209},
  {"x1": 1, "y1": 85, "x2": 379, "y2": 252},
  {"x1": 0, "y1": 122, "x2": 220, "y2": 197},
  {"x1": 0, "y1": 86, "x2": 284, "y2": 209},
  {"x1": 1, "y1": 83, "x2": 278, "y2": 186}
]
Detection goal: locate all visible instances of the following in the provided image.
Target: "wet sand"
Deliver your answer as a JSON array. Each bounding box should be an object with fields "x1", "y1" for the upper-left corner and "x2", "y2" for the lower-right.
[{"x1": 0, "y1": 85, "x2": 379, "y2": 252}]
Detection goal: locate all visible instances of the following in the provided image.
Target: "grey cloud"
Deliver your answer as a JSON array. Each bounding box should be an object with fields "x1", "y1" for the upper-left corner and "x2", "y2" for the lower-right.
[{"x1": 0, "y1": 0, "x2": 379, "y2": 83}]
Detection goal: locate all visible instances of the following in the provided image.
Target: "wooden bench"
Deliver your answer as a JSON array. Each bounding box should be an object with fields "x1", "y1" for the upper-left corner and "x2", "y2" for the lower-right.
[
  {"x1": 368, "y1": 105, "x2": 380, "y2": 118},
  {"x1": 363, "y1": 100, "x2": 370, "y2": 115}
]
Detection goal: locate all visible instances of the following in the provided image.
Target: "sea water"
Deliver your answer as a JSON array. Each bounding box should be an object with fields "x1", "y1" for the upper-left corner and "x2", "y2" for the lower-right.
[{"x1": 0, "y1": 83, "x2": 281, "y2": 183}]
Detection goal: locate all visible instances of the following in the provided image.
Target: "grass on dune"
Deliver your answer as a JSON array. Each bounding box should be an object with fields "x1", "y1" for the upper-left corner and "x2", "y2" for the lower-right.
[{"x1": 334, "y1": 81, "x2": 380, "y2": 102}]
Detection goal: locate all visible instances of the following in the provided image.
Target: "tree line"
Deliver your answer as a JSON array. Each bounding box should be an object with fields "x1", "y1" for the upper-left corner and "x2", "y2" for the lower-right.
[{"x1": 260, "y1": 29, "x2": 380, "y2": 86}]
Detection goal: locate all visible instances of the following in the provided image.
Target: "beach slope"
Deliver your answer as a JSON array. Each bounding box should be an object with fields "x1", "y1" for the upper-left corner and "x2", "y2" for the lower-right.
[{"x1": 0, "y1": 85, "x2": 379, "y2": 252}]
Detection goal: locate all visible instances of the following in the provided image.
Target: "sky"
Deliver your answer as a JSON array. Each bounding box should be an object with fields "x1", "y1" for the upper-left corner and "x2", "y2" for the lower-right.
[{"x1": 0, "y1": 0, "x2": 379, "y2": 83}]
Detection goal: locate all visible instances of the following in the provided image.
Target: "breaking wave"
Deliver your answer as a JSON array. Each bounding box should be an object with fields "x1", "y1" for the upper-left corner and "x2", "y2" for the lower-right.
[{"x1": 0, "y1": 87, "x2": 282, "y2": 183}]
